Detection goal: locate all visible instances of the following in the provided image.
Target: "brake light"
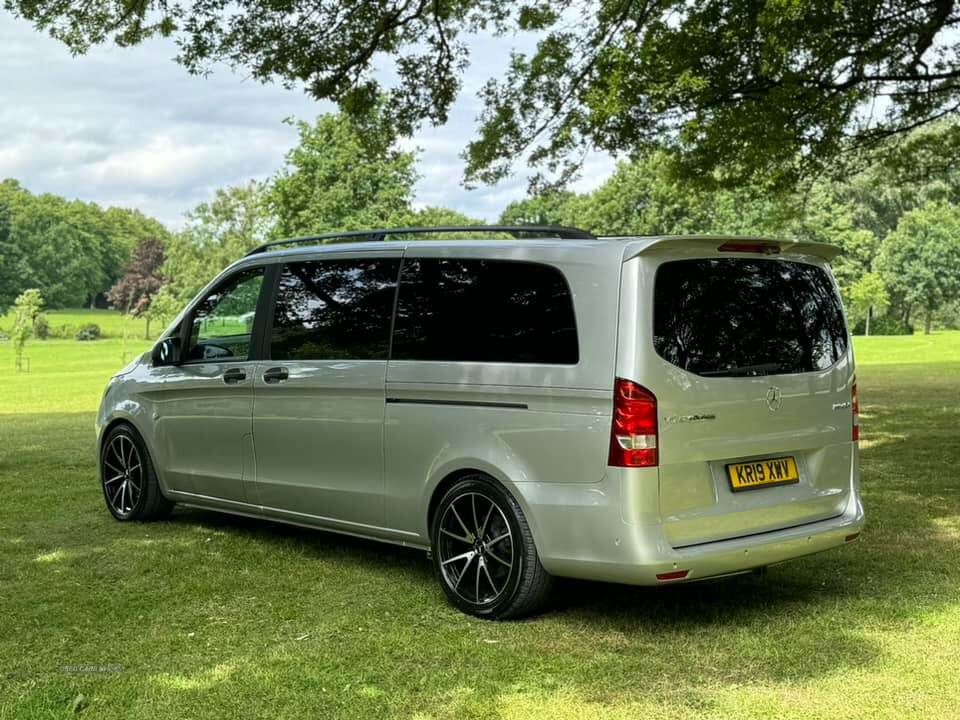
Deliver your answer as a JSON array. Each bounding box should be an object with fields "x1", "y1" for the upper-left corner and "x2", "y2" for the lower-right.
[
  {"x1": 717, "y1": 241, "x2": 781, "y2": 255},
  {"x1": 608, "y1": 378, "x2": 658, "y2": 467},
  {"x1": 852, "y1": 382, "x2": 860, "y2": 442}
]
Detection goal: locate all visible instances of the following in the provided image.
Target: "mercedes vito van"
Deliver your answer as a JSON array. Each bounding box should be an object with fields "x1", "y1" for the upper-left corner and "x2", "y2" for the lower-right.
[{"x1": 96, "y1": 226, "x2": 864, "y2": 618}]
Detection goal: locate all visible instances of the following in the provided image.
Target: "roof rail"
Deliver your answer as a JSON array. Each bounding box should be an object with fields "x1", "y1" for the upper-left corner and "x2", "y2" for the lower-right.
[{"x1": 244, "y1": 225, "x2": 596, "y2": 257}]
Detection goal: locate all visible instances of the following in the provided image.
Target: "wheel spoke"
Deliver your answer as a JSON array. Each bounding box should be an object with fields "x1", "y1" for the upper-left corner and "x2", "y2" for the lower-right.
[
  {"x1": 111, "y1": 483, "x2": 124, "y2": 510},
  {"x1": 104, "y1": 459, "x2": 123, "y2": 475},
  {"x1": 475, "y1": 557, "x2": 482, "y2": 601},
  {"x1": 487, "y1": 531, "x2": 510, "y2": 547},
  {"x1": 126, "y1": 439, "x2": 136, "y2": 466},
  {"x1": 487, "y1": 548, "x2": 511, "y2": 568},
  {"x1": 110, "y1": 441, "x2": 125, "y2": 468},
  {"x1": 481, "y1": 560, "x2": 499, "y2": 596},
  {"x1": 449, "y1": 504, "x2": 472, "y2": 539},
  {"x1": 454, "y1": 554, "x2": 474, "y2": 589},
  {"x1": 440, "y1": 527, "x2": 471, "y2": 544},
  {"x1": 441, "y1": 549, "x2": 475, "y2": 567},
  {"x1": 104, "y1": 473, "x2": 124, "y2": 486},
  {"x1": 471, "y1": 494, "x2": 479, "y2": 536},
  {"x1": 479, "y1": 503, "x2": 494, "y2": 539}
]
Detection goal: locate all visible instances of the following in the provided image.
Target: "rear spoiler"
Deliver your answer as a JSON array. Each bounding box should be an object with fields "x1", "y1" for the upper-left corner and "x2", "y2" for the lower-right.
[{"x1": 620, "y1": 235, "x2": 842, "y2": 261}]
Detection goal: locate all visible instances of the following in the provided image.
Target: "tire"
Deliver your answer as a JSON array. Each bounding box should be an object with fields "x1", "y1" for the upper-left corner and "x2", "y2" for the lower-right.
[
  {"x1": 431, "y1": 475, "x2": 553, "y2": 619},
  {"x1": 100, "y1": 424, "x2": 173, "y2": 522}
]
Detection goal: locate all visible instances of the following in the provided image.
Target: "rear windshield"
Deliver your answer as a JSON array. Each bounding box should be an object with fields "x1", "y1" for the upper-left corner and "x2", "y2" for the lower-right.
[{"x1": 653, "y1": 258, "x2": 848, "y2": 377}]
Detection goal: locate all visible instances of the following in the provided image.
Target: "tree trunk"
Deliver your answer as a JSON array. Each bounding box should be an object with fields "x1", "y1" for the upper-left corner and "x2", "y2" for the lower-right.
[
  {"x1": 865, "y1": 306, "x2": 871, "y2": 337},
  {"x1": 924, "y1": 311, "x2": 933, "y2": 335},
  {"x1": 145, "y1": 316, "x2": 151, "y2": 341}
]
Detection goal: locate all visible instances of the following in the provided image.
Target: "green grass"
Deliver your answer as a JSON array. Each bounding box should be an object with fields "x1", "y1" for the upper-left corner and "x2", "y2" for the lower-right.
[
  {"x1": 1, "y1": 333, "x2": 959, "y2": 719},
  {"x1": 0, "y1": 308, "x2": 155, "y2": 340}
]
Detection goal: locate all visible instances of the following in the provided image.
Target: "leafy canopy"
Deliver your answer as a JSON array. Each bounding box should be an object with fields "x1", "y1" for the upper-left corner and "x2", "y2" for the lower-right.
[
  {"x1": 7, "y1": 0, "x2": 960, "y2": 189},
  {"x1": 269, "y1": 109, "x2": 418, "y2": 238}
]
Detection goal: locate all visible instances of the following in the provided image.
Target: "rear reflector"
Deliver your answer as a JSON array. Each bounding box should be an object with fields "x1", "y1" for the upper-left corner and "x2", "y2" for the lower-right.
[
  {"x1": 845, "y1": 532, "x2": 861, "y2": 543},
  {"x1": 717, "y1": 241, "x2": 781, "y2": 255},
  {"x1": 852, "y1": 382, "x2": 860, "y2": 442},
  {"x1": 656, "y1": 570, "x2": 690, "y2": 581},
  {"x1": 608, "y1": 378, "x2": 658, "y2": 467}
]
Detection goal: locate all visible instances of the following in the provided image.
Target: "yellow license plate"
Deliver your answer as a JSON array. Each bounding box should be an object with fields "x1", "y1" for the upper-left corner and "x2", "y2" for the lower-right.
[{"x1": 726, "y1": 456, "x2": 799, "y2": 492}]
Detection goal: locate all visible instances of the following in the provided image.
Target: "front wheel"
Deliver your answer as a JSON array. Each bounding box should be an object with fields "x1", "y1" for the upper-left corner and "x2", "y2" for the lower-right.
[
  {"x1": 100, "y1": 424, "x2": 173, "y2": 521},
  {"x1": 431, "y1": 475, "x2": 552, "y2": 619}
]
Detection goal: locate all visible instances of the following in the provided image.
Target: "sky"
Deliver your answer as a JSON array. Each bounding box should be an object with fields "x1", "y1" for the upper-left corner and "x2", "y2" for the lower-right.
[{"x1": 0, "y1": 12, "x2": 615, "y2": 228}]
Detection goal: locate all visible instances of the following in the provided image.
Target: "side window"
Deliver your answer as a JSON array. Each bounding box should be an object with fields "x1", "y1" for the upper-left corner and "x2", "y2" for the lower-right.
[
  {"x1": 392, "y1": 258, "x2": 579, "y2": 364},
  {"x1": 187, "y1": 267, "x2": 264, "y2": 362},
  {"x1": 270, "y1": 258, "x2": 400, "y2": 360}
]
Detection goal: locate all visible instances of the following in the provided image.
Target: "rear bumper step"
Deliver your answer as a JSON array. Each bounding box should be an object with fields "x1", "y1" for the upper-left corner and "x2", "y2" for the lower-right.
[{"x1": 671, "y1": 512, "x2": 845, "y2": 550}]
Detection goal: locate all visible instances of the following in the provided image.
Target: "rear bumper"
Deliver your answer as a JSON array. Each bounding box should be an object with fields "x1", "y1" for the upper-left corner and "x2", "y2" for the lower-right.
[{"x1": 521, "y1": 470, "x2": 865, "y2": 586}]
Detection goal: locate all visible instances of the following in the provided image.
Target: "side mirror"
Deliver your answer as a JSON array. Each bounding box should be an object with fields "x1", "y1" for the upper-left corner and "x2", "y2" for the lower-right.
[{"x1": 151, "y1": 337, "x2": 181, "y2": 367}]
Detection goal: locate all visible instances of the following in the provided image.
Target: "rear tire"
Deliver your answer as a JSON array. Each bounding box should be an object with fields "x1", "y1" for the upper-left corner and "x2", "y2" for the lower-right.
[
  {"x1": 100, "y1": 424, "x2": 173, "y2": 522},
  {"x1": 431, "y1": 475, "x2": 552, "y2": 619}
]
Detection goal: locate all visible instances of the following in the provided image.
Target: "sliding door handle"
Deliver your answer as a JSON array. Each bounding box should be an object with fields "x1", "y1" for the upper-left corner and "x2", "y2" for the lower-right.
[
  {"x1": 262, "y1": 367, "x2": 289, "y2": 384},
  {"x1": 222, "y1": 368, "x2": 247, "y2": 384}
]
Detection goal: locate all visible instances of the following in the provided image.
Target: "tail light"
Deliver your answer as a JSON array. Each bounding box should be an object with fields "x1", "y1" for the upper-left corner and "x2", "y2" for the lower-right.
[
  {"x1": 717, "y1": 241, "x2": 780, "y2": 255},
  {"x1": 608, "y1": 378, "x2": 658, "y2": 467},
  {"x1": 852, "y1": 382, "x2": 860, "y2": 442}
]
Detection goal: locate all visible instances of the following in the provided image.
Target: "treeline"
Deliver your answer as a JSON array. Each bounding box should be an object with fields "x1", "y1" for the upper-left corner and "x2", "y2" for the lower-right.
[
  {"x1": 500, "y1": 121, "x2": 960, "y2": 335},
  {"x1": 0, "y1": 179, "x2": 168, "y2": 312},
  {"x1": 3, "y1": 107, "x2": 959, "y2": 337}
]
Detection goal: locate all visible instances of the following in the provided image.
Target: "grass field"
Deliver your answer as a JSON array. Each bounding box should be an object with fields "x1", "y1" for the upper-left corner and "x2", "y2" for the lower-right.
[
  {"x1": 0, "y1": 308, "x2": 155, "y2": 340},
  {"x1": 1, "y1": 331, "x2": 958, "y2": 719}
]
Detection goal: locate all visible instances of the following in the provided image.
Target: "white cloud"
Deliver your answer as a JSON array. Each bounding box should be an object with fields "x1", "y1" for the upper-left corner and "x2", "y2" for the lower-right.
[{"x1": 0, "y1": 13, "x2": 612, "y2": 228}]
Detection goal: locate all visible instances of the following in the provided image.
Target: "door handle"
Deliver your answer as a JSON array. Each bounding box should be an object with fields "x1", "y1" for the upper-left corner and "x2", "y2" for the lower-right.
[
  {"x1": 262, "y1": 367, "x2": 289, "y2": 384},
  {"x1": 222, "y1": 368, "x2": 247, "y2": 384}
]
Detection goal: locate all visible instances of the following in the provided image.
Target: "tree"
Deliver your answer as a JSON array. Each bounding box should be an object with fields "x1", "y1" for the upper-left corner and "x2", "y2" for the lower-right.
[
  {"x1": 500, "y1": 192, "x2": 578, "y2": 226},
  {"x1": 10, "y1": 1, "x2": 960, "y2": 190},
  {"x1": 877, "y1": 201, "x2": 960, "y2": 334},
  {"x1": 152, "y1": 181, "x2": 272, "y2": 323},
  {"x1": 404, "y1": 206, "x2": 482, "y2": 228},
  {"x1": 269, "y1": 109, "x2": 418, "y2": 238},
  {"x1": 848, "y1": 273, "x2": 890, "y2": 336},
  {"x1": 0, "y1": 197, "x2": 15, "y2": 314},
  {"x1": 0, "y1": 179, "x2": 169, "y2": 310},
  {"x1": 107, "y1": 238, "x2": 166, "y2": 339},
  {"x1": 11, "y1": 288, "x2": 43, "y2": 371}
]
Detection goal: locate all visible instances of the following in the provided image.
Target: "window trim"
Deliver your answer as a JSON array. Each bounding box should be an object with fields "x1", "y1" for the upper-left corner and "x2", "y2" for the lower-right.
[
  {"x1": 389, "y1": 256, "x2": 580, "y2": 366},
  {"x1": 177, "y1": 264, "x2": 273, "y2": 366}
]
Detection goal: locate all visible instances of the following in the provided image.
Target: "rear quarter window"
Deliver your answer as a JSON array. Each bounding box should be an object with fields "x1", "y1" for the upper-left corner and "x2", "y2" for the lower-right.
[{"x1": 653, "y1": 258, "x2": 848, "y2": 377}]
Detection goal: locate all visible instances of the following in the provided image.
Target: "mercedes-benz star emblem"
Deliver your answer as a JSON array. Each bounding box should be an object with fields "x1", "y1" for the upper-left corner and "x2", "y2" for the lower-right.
[{"x1": 766, "y1": 386, "x2": 783, "y2": 412}]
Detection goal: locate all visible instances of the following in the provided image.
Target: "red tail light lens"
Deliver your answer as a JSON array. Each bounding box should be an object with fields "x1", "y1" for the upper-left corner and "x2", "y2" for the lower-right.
[
  {"x1": 608, "y1": 378, "x2": 658, "y2": 467},
  {"x1": 852, "y1": 382, "x2": 860, "y2": 442}
]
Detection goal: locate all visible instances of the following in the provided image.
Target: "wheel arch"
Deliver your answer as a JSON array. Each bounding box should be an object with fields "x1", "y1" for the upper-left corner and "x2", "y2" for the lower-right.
[
  {"x1": 425, "y1": 465, "x2": 542, "y2": 548},
  {"x1": 98, "y1": 413, "x2": 170, "y2": 496}
]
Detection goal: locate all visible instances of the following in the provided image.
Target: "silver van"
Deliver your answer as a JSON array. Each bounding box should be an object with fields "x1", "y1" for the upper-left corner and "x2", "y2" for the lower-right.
[{"x1": 96, "y1": 226, "x2": 864, "y2": 618}]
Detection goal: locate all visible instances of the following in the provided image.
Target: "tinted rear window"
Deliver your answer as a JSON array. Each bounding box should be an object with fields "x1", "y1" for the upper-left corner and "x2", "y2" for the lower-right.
[
  {"x1": 654, "y1": 259, "x2": 848, "y2": 377},
  {"x1": 392, "y1": 258, "x2": 578, "y2": 364},
  {"x1": 270, "y1": 258, "x2": 399, "y2": 360}
]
